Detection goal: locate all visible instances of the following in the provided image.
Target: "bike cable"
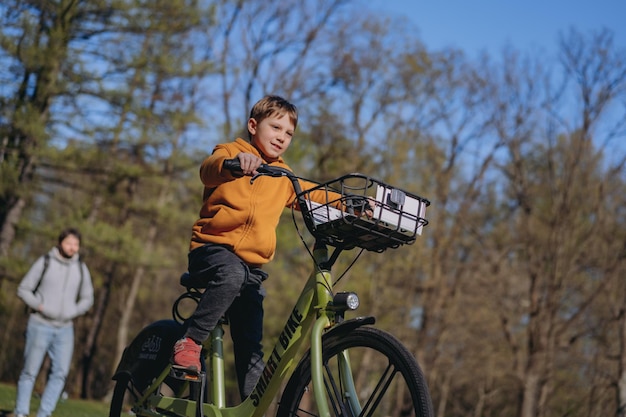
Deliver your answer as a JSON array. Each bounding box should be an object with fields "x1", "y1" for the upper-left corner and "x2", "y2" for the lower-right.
[{"x1": 290, "y1": 203, "x2": 364, "y2": 288}]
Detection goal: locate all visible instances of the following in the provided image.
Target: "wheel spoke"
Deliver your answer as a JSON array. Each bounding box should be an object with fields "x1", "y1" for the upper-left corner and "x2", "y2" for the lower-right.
[
  {"x1": 323, "y1": 359, "x2": 355, "y2": 417},
  {"x1": 359, "y1": 362, "x2": 396, "y2": 417},
  {"x1": 324, "y1": 363, "x2": 342, "y2": 416}
]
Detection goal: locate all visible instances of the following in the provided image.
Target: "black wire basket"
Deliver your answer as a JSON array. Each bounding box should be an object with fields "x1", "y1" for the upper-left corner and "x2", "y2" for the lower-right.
[{"x1": 298, "y1": 174, "x2": 430, "y2": 252}]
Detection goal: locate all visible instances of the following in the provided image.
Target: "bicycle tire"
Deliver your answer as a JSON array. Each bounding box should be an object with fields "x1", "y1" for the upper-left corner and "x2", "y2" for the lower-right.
[
  {"x1": 276, "y1": 326, "x2": 434, "y2": 417},
  {"x1": 109, "y1": 374, "x2": 131, "y2": 417}
]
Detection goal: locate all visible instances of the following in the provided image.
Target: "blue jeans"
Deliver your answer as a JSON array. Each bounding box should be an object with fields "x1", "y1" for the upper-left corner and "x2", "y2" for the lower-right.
[{"x1": 15, "y1": 315, "x2": 74, "y2": 417}]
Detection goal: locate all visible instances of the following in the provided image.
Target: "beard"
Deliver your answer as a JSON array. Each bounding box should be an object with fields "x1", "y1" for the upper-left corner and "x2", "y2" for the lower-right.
[{"x1": 58, "y1": 246, "x2": 74, "y2": 259}]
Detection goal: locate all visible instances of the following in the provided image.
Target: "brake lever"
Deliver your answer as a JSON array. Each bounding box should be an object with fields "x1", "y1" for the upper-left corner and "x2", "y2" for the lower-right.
[{"x1": 250, "y1": 166, "x2": 288, "y2": 183}]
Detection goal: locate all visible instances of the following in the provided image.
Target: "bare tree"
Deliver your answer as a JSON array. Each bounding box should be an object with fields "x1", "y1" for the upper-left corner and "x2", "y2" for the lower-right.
[{"x1": 491, "y1": 30, "x2": 626, "y2": 417}]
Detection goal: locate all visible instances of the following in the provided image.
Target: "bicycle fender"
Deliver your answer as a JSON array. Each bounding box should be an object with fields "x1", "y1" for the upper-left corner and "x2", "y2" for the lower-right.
[
  {"x1": 112, "y1": 319, "x2": 185, "y2": 390},
  {"x1": 324, "y1": 316, "x2": 375, "y2": 339}
]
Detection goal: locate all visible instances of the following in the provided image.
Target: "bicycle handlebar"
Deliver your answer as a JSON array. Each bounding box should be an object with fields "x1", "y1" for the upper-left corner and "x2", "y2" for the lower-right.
[
  {"x1": 222, "y1": 158, "x2": 429, "y2": 252},
  {"x1": 223, "y1": 157, "x2": 304, "y2": 194},
  {"x1": 223, "y1": 157, "x2": 294, "y2": 177}
]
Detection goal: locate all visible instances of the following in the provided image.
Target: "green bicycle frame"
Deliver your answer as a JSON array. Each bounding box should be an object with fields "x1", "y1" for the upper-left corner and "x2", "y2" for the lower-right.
[{"x1": 145, "y1": 244, "x2": 356, "y2": 417}]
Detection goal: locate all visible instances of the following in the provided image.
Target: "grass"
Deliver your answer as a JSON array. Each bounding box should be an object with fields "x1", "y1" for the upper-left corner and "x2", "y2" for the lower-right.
[{"x1": 0, "y1": 382, "x2": 109, "y2": 417}]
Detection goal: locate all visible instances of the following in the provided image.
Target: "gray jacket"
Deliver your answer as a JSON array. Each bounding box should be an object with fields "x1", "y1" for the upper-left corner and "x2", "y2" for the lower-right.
[{"x1": 17, "y1": 247, "x2": 94, "y2": 327}]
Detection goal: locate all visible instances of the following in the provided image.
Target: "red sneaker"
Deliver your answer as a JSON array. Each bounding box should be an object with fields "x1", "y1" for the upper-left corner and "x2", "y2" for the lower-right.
[{"x1": 172, "y1": 337, "x2": 201, "y2": 372}]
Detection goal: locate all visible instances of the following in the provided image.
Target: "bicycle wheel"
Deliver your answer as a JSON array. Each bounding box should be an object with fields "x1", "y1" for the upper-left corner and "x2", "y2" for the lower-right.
[
  {"x1": 109, "y1": 374, "x2": 132, "y2": 417},
  {"x1": 277, "y1": 326, "x2": 434, "y2": 417}
]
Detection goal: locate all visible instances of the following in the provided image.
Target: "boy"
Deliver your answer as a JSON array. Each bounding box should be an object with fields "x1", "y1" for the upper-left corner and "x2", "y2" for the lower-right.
[{"x1": 172, "y1": 95, "x2": 330, "y2": 400}]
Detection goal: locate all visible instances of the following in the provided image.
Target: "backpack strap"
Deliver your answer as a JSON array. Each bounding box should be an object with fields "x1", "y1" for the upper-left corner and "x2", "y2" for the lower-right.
[
  {"x1": 76, "y1": 258, "x2": 85, "y2": 302},
  {"x1": 32, "y1": 253, "x2": 50, "y2": 294}
]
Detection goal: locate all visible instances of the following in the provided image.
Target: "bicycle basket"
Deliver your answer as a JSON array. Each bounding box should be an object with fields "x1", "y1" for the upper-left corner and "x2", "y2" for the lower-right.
[{"x1": 298, "y1": 174, "x2": 430, "y2": 252}]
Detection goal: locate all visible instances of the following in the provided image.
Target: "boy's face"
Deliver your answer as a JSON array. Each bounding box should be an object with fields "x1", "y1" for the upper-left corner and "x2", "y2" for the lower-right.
[{"x1": 248, "y1": 113, "x2": 294, "y2": 161}]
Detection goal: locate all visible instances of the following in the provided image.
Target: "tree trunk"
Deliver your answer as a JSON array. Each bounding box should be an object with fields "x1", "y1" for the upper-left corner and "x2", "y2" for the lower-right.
[
  {"x1": 0, "y1": 287, "x2": 26, "y2": 377},
  {"x1": 79, "y1": 265, "x2": 114, "y2": 398},
  {"x1": 0, "y1": 196, "x2": 26, "y2": 257},
  {"x1": 520, "y1": 370, "x2": 541, "y2": 417},
  {"x1": 114, "y1": 265, "x2": 145, "y2": 374},
  {"x1": 618, "y1": 306, "x2": 626, "y2": 417}
]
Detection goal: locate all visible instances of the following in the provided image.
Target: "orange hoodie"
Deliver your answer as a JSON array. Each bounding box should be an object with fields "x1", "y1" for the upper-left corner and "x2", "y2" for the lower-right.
[{"x1": 190, "y1": 138, "x2": 333, "y2": 266}]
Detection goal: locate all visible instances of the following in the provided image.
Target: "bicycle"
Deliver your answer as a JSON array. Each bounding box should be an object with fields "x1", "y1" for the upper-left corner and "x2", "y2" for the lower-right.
[{"x1": 109, "y1": 160, "x2": 433, "y2": 417}]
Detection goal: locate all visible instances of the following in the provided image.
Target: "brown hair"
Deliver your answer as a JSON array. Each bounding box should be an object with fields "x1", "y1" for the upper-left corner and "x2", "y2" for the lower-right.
[
  {"x1": 58, "y1": 227, "x2": 82, "y2": 245},
  {"x1": 248, "y1": 95, "x2": 298, "y2": 139}
]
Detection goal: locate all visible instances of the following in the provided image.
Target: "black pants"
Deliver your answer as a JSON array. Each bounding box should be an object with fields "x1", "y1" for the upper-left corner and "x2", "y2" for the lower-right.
[{"x1": 185, "y1": 243, "x2": 268, "y2": 400}]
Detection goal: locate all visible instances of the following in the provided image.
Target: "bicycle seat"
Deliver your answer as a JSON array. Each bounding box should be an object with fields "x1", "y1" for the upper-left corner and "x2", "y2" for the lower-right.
[
  {"x1": 175, "y1": 273, "x2": 228, "y2": 326},
  {"x1": 179, "y1": 272, "x2": 205, "y2": 289}
]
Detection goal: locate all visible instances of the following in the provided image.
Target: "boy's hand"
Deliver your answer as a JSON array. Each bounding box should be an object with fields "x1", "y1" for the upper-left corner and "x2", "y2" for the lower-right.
[
  {"x1": 236, "y1": 152, "x2": 263, "y2": 176},
  {"x1": 365, "y1": 197, "x2": 376, "y2": 219}
]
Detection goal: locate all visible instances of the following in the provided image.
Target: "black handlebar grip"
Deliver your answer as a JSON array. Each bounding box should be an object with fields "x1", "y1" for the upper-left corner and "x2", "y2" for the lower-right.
[{"x1": 223, "y1": 158, "x2": 242, "y2": 172}]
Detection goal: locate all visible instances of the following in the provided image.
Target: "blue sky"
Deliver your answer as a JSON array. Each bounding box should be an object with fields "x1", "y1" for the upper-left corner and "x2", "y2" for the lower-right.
[{"x1": 370, "y1": 0, "x2": 624, "y2": 57}]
